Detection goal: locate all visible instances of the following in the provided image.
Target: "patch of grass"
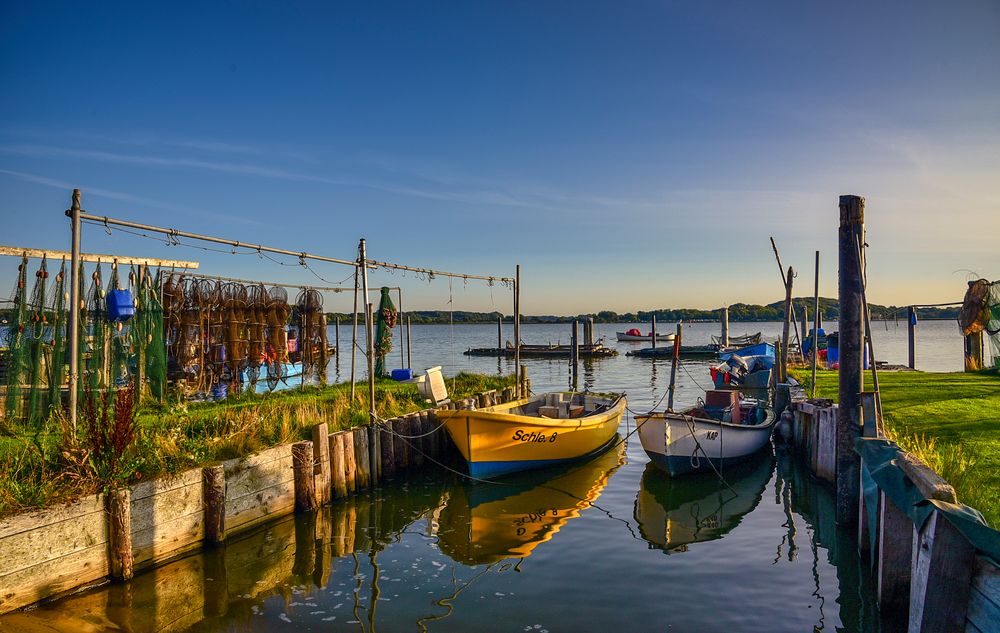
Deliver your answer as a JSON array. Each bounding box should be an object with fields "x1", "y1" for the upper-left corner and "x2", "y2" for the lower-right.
[
  {"x1": 794, "y1": 368, "x2": 1000, "y2": 527},
  {"x1": 0, "y1": 371, "x2": 515, "y2": 517}
]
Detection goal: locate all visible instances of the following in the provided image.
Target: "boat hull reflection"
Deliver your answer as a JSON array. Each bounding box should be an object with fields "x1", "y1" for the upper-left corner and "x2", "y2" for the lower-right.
[
  {"x1": 437, "y1": 440, "x2": 626, "y2": 564},
  {"x1": 635, "y1": 449, "x2": 773, "y2": 553}
]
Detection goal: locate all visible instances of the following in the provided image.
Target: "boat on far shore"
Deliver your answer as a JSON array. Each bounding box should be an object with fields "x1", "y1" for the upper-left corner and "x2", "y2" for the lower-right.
[{"x1": 616, "y1": 328, "x2": 676, "y2": 342}]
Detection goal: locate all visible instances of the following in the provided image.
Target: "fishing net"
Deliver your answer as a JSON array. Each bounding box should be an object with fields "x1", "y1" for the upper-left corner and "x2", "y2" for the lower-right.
[
  {"x1": 3, "y1": 256, "x2": 30, "y2": 424},
  {"x1": 132, "y1": 267, "x2": 166, "y2": 402},
  {"x1": 374, "y1": 286, "x2": 397, "y2": 377},
  {"x1": 984, "y1": 281, "x2": 1000, "y2": 368},
  {"x1": 46, "y1": 259, "x2": 68, "y2": 418},
  {"x1": 296, "y1": 288, "x2": 328, "y2": 384}
]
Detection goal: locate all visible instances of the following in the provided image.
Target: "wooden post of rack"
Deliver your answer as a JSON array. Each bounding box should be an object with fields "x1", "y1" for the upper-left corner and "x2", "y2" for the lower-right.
[{"x1": 907, "y1": 306, "x2": 916, "y2": 369}]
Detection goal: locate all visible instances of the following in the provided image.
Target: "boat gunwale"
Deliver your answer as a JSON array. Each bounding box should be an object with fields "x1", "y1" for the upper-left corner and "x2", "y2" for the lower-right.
[
  {"x1": 635, "y1": 406, "x2": 776, "y2": 432},
  {"x1": 437, "y1": 393, "x2": 627, "y2": 429}
]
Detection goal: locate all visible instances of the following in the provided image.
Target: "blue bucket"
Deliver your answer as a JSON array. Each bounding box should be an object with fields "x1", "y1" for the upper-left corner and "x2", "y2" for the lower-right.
[{"x1": 106, "y1": 289, "x2": 135, "y2": 322}]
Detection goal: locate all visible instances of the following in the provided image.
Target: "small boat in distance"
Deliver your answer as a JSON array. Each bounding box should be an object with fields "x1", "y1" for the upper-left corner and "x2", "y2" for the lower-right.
[
  {"x1": 616, "y1": 328, "x2": 676, "y2": 342},
  {"x1": 438, "y1": 392, "x2": 626, "y2": 479},
  {"x1": 637, "y1": 389, "x2": 776, "y2": 476}
]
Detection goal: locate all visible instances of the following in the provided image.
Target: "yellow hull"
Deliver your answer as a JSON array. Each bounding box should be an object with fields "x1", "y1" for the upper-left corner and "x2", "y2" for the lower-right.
[{"x1": 438, "y1": 393, "x2": 626, "y2": 478}]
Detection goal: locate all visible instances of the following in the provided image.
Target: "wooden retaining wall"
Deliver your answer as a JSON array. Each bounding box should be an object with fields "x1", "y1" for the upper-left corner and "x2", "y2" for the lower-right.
[
  {"x1": 789, "y1": 401, "x2": 1000, "y2": 633},
  {"x1": 0, "y1": 386, "x2": 513, "y2": 615}
]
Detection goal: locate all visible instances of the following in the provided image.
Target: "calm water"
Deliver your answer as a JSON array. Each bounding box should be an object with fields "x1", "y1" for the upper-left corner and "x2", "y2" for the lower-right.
[{"x1": 5, "y1": 319, "x2": 973, "y2": 633}]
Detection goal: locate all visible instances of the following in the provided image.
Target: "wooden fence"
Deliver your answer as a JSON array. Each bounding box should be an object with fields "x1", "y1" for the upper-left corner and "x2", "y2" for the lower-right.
[
  {"x1": 790, "y1": 401, "x2": 1000, "y2": 633},
  {"x1": 0, "y1": 387, "x2": 515, "y2": 615}
]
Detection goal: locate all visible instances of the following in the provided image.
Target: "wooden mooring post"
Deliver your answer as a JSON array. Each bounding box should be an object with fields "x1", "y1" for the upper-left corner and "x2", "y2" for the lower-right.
[
  {"x1": 571, "y1": 321, "x2": 579, "y2": 389},
  {"x1": 203, "y1": 464, "x2": 226, "y2": 546},
  {"x1": 720, "y1": 306, "x2": 729, "y2": 348},
  {"x1": 781, "y1": 266, "x2": 793, "y2": 383},
  {"x1": 292, "y1": 441, "x2": 318, "y2": 513},
  {"x1": 330, "y1": 432, "x2": 348, "y2": 500},
  {"x1": 108, "y1": 488, "x2": 133, "y2": 581},
  {"x1": 837, "y1": 194, "x2": 865, "y2": 526},
  {"x1": 907, "y1": 306, "x2": 916, "y2": 369}
]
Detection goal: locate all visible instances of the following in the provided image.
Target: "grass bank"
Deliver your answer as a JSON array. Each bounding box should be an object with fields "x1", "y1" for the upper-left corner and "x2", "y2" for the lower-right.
[
  {"x1": 0, "y1": 372, "x2": 515, "y2": 517},
  {"x1": 795, "y1": 368, "x2": 1000, "y2": 527}
]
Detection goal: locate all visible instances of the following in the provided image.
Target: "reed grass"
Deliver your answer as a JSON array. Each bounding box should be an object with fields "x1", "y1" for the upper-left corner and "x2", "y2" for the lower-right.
[
  {"x1": 795, "y1": 368, "x2": 1000, "y2": 527},
  {"x1": 0, "y1": 371, "x2": 514, "y2": 516}
]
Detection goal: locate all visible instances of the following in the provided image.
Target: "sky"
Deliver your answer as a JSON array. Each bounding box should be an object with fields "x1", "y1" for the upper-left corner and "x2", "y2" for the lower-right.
[{"x1": 1, "y1": 1, "x2": 997, "y2": 315}]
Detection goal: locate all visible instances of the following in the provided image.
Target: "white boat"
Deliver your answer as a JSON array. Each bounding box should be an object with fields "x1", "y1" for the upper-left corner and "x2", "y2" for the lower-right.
[
  {"x1": 636, "y1": 391, "x2": 776, "y2": 476},
  {"x1": 616, "y1": 329, "x2": 675, "y2": 342}
]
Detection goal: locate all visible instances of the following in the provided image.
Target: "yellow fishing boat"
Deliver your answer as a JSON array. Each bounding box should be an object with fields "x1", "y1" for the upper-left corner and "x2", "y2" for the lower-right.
[
  {"x1": 437, "y1": 442, "x2": 625, "y2": 564},
  {"x1": 438, "y1": 392, "x2": 626, "y2": 479}
]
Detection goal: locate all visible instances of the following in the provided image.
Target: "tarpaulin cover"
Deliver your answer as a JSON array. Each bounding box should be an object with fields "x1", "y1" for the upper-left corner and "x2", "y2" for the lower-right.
[{"x1": 855, "y1": 437, "x2": 1000, "y2": 566}]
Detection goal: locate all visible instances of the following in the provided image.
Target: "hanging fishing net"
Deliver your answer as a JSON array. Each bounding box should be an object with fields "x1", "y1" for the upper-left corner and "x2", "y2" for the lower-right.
[
  {"x1": 3, "y1": 256, "x2": 30, "y2": 424},
  {"x1": 374, "y1": 286, "x2": 397, "y2": 377},
  {"x1": 959, "y1": 278, "x2": 1000, "y2": 369},
  {"x1": 296, "y1": 288, "x2": 328, "y2": 384}
]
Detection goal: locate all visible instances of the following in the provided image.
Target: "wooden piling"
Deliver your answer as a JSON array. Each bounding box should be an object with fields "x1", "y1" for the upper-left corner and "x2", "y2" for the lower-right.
[
  {"x1": 667, "y1": 324, "x2": 681, "y2": 411},
  {"x1": 343, "y1": 431, "x2": 357, "y2": 495},
  {"x1": 368, "y1": 424, "x2": 380, "y2": 485},
  {"x1": 335, "y1": 317, "x2": 340, "y2": 357},
  {"x1": 108, "y1": 488, "x2": 133, "y2": 581},
  {"x1": 312, "y1": 424, "x2": 331, "y2": 506},
  {"x1": 811, "y1": 251, "x2": 820, "y2": 397},
  {"x1": 353, "y1": 427, "x2": 371, "y2": 490},
  {"x1": 380, "y1": 423, "x2": 396, "y2": 479},
  {"x1": 837, "y1": 194, "x2": 865, "y2": 526},
  {"x1": 571, "y1": 321, "x2": 579, "y2": 389},
  {"x1": 965, "y1": 330, "x2": 984, "y2": 372},
  {"x1": 330, "y1": 433, "x2": 348, "y2": 500},
  {"x1": 907, "y1": 306, "x2": 916, "y2": 369},
  {"x1": 650, "y1": 314, "x2": 657, "y2": 349},
  {"x1": 292, "y1": 441, "x2": 318, "y2": 513},
  {"x1": 203, "y1": 465, "x2": 226, "y2": 546},
  {"x1": 720, "y1": 306, "x2": 729, "y2": 348},
  {"x1": 497, "y1": 314, "x2": 503, "y2": 350},
  {"x1": 392, "y1": 417, "x2": 409, "y2": 470}
]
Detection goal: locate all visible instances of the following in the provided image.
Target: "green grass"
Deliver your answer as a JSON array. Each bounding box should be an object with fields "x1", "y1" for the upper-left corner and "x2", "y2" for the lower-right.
[
  {"x1": 0, "y1": 372, "x2": 514, "y2": 517},
  {"x1": 795, "y1": 368, "x2": 1000, "y2": 527}
]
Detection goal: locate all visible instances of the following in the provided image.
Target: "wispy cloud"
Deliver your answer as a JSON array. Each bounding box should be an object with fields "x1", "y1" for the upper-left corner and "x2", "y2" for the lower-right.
[{"x1": 0, "y1": 167, "x2": 264, "y2": 226}]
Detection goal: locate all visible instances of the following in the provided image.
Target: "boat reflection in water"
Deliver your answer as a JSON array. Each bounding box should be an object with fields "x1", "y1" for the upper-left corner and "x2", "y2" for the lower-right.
[
  {"x1": 436, "y1": 440, "x2": 626, "y2": 565},
  {"x1": 634, "y1": 448, "x2": 773, "y2": 553}
]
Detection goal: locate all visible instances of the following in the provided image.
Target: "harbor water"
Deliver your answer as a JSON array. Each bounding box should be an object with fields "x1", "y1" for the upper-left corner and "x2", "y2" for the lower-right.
[{"x1": 3, "y1": 319, "x2": 969, "y2": 632}]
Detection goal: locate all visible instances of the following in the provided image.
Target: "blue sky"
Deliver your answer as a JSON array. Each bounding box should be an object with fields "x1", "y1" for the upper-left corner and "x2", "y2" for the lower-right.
[{"x1": 1, "y1": 1, "x2": 997, "y2": 314}]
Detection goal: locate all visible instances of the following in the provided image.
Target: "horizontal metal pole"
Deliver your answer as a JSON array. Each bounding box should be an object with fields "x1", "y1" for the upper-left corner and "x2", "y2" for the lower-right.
[
  {"x1": 0, "y1": 244, "x2": 200, "y2": 269},
  {"x1": 79, "y1": 211, "x2": 513, "y2": 283},
  {"x1": 79, "y1": 212, "x2": 358, "y2": 267}
]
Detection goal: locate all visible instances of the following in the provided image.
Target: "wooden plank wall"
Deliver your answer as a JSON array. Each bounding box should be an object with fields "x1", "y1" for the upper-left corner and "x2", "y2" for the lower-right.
[
  {"x1": 0, "y1": 494, "x2": 109, "y2": 613},
  {"x1": 130, "y1": 468, "x2": 205, "y2": 569},
  {"x1": 223, "y1": 444, "x2": 296, "y2": 534},
  {"x1": 0, "y1": 388, "x2": 509, "y2": 616}
]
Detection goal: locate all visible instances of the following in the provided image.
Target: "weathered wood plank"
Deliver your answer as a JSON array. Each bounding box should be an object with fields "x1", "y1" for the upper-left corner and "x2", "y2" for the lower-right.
[
  {"x1": 380, "y1": 423, "x2": 396, "y2": 479},
  {"x1": 909, "y1": 511, "x2": 976, "y2": 633},
  {"x1": 129, "y1": 478, "x2": 203, "y2": 534},
  {"x1": 131, "y1": 510, "x2": 205, "y2": 568},
  {"x1": 221, "y1": 444, "x2": 292, "y2": 479},
  {"x1": 0, "y1": 501, "x2": 107, "y2": 578},
  {"x1": 330, "y1": 432, "x2": 348, "y2": 500},
  {"x1": 312, "y1": 424, "x2": 331, "y2": 506},
  {"x1": 224, "y1": 455, "x2": 294, "y2": 501},
  {"x1": 878, "y1": 492, "x2": 912, "y2": 615},
  {"x1": 225, "y1": 480, "x2": 296, "y2": 533},
  {"x1": 0, "y1": 543, "x2": 109, "y2": 614},
  {"x1": 966, "y1": 557, "x2": 1000, "y2": 633},
  {"x1": 0, "y1": 493, "x2": 104, "y2": 540},
  {"x1": 353, "y1": 427, "x2": 370, "y2": 490},
  {"x1": 898, "y1": 452, "x2": 957, "y2": 503},
  {"x1": 130, "y1": 468, "x2": 202, "y2": 502},
  {"x1": 343, "y1": 430, "x2": 357, "y2": 495}
]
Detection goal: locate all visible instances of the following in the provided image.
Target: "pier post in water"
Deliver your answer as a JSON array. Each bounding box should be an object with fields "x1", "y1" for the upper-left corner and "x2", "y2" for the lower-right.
[
  {"x1": 330, "y1": 433, "x2": 348, "y2": 500},
  {"x1": 571, "y1": 321, "x2": 579, "y2": 389},
  {"x1": 108, "y1": 488, "x2": 133, "y2": 581},
  {"x1": 312, "y1": 424, "x2": 331, "y2": 506},
  {"x1": 292, "y1": 441, "x2": 318, "y2": 513},
  {"x1": 650, "y1": 314, "x2": 657, "y2": 349},
  {"x1": 720, "y1": 306, "x2": 729, "y2": 348},
  {"x1": 497, "y1": 314, "x2": 503, "y2": 350},
  {"x1": 203, "y1": 464, "x2": 226, "y2": 546},
  {"x1": 907, "y1": 306, "x2": 916, "y2": 369},
  {"x1": 837, "y1": 195, "x2": 865, "y2": 526}
]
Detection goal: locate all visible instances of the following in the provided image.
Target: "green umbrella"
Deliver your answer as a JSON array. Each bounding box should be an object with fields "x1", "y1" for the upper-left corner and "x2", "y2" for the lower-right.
[{"x1": 374, "y1": 287, "x2": 397, "y2": 377}]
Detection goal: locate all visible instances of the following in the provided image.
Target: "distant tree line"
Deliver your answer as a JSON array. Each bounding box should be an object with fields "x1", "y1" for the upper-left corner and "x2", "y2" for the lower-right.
[{"x1": 323, "y1": 298, "x2": 959, "y2": 325}]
